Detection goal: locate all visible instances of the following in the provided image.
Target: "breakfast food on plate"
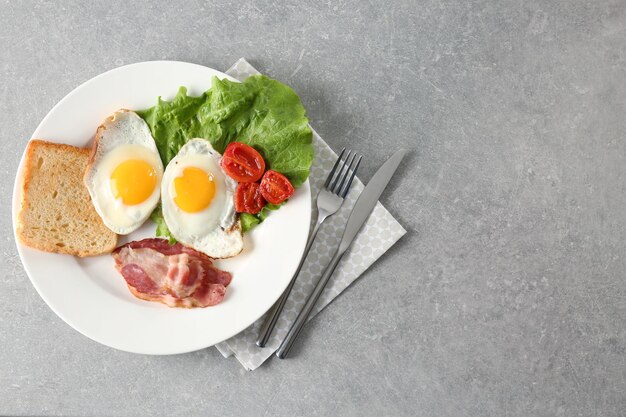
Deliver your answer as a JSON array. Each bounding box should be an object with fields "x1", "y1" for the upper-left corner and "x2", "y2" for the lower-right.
[
  {"x1": 112, "y1": 238, "x2": 232, "y2": 308},
  {"x1": 16, "y1": 140, "x2": 118, "y2": 257},
  {"x1": 18, "y1": 73, "x2": 317, "y2": 309},
  {"x1": 84, "y1": 109, "x2": 164, "y2": 235},
  {"x1": 138, "y1": 74, "x2": 314, "y2": 235},
  {"x1": 160, "y1": 139, "x2": 243, "y2": 259}
]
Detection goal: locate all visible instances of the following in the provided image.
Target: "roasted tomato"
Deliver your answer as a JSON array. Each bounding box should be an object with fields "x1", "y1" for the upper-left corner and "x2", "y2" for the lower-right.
[
  {"x1": 220, "y1": 142, "x2": 266, "y2": 183},
  {"x1": 259, "y1": 170, "x2": 294, "y2": 205},
  {"x1": 234, "y1": 182, "x2": 266, "y2": 214}
]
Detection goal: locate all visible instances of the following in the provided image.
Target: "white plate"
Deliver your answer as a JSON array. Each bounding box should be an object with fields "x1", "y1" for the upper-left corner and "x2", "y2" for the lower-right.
[{"x1": 11, "y1": 61, "x2": 311, "y2": 354}]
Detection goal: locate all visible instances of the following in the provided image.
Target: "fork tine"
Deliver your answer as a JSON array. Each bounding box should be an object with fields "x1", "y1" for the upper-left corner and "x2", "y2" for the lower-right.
[
  {"x1": 324, "y1": 148, "x2": 346, "y2": 188},
  {"x1": 336, "y1": 151, "x2": 357, "y2": 196},
  {"x1": 340, "y1": 154, "x2": 362, "y2": 198},
  {"x1": 330, "y1": 150, "x2": 353, "y2": 193}
]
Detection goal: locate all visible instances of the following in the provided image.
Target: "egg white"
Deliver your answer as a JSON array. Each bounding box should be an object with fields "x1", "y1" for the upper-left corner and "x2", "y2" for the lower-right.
[
  {"x1": 161, "y1": 139, "x2": 243, "y2": 259},
  {"x1": 84, "y1": 110, "x2": 164, "y2": 235}
]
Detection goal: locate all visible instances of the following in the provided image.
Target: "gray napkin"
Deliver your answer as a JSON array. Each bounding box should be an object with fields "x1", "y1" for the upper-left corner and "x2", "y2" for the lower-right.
[{"x1": 215, "y1": 58, "x2": 406, "y2": 370}]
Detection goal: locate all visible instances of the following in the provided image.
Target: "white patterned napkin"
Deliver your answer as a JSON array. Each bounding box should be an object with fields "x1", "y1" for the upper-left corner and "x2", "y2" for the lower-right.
[{"x1": 214, "y1": 59, "x2": 406, "y2": 370}]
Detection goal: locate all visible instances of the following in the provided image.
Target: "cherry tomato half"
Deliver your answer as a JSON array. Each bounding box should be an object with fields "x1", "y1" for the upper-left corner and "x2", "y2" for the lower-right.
[
  {"x1": 234, "y1": 182, "x2": 266, "y2": 214},
  {"x1": 259, "y1": 170, "x2": 294, "y2": 205},
  {"x1": 221, "y1": 142, "x2": 266, "y2": 183}
]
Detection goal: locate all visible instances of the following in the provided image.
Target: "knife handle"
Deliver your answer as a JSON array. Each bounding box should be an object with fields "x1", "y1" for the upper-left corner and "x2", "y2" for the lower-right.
[{"x1": 276, "y1": 248, "x2": 345, "y2": 359}]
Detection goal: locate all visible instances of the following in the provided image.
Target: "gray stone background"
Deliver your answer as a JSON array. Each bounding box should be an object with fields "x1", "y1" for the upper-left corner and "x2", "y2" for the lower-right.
[{"x1": 1, "y1": 0, "x2": 625, "y2": 416}]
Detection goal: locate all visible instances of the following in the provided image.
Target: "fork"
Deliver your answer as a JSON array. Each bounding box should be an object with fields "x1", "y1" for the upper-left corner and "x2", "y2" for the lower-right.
[{"x1": 256, "y1": 148, "x2": 362, "y2": 348}]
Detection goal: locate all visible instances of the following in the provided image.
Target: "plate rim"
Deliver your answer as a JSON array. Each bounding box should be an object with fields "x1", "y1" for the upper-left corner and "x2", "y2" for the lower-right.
[{"x1": 11, "y1": 60, "x2": 312, "y2": 354}]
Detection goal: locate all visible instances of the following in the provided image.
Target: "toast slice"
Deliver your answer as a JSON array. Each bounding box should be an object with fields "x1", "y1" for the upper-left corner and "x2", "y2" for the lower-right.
[{"x1": 17, "y1": 140, "x2": 117, "y2": 257}]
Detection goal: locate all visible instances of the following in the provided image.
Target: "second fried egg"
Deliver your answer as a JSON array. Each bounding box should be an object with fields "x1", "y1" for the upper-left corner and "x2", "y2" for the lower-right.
[{"x1": 161, "y1": 139, "x2": 243, "y2": 258}]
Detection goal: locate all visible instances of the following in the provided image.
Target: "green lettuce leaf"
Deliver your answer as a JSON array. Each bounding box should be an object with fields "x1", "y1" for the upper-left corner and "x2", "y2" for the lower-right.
[
  {"x1": 149, "y1": 205, "x2": 176, "y2": 244},
  {"x1": 240, "y1": 203, "x2": 283, "y2": 232},
  {"x1": 239, "y1": 213, "x2": 260, "y2": 232},
  {"x1": 137, "y1": 75, "x2": 313, "y2": 238}
]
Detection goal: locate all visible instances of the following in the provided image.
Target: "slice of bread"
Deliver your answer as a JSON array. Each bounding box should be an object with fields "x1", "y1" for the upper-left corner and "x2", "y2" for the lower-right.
[{"x1": 17, "y1": 140, "x2": 118, "y2": 257}]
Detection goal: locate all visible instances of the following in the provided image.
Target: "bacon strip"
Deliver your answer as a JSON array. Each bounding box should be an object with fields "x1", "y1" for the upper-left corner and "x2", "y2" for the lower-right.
[{"x1": 112, "y1": 238, "x2": 233, "y2": 308}]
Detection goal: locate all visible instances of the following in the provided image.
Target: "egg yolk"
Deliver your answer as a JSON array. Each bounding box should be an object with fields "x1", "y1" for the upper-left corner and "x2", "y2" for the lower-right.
[
  {"x1": 110, "y1": 159, "x2": 157, "y2": 205},
  {"x1": 173, "y1": 167, "x2": 216, "y2": 213}
]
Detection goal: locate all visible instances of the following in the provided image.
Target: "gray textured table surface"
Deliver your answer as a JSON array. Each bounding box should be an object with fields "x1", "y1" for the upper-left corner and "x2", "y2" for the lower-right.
[{"x1": 2, "y1": 1, "x2": 625, "y2": 416}]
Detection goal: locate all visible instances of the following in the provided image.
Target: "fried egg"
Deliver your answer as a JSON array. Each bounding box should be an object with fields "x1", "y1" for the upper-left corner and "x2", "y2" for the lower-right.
[
  {"x1": 84, "y1": 110, "x2": 164, "y2": 235},
  {"x1": 161, "y1": 139, "x2": 243, "y2": 258}
]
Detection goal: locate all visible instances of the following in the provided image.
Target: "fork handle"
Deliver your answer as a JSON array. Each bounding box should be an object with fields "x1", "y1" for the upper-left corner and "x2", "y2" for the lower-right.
[
  {"x1": 276, "y1": 248, "x2": 344, "y2": 359},
  {"x1": 256, "y1": 219, "x2": 323, "y2": 348}
]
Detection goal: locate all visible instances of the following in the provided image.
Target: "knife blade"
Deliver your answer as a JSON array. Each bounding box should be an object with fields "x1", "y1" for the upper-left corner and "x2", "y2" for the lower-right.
[
  {"x1": 337, "y1": 148, "x2": 408, "y2": 253},
  {"x1": 276, "y1": 149, "x2": 407, "y2": 359}
]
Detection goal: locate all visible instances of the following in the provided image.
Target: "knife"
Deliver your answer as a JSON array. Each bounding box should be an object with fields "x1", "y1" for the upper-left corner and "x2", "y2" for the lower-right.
[{"x1": 276, "y1": 149, "x2": 408, "y2": 359}]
